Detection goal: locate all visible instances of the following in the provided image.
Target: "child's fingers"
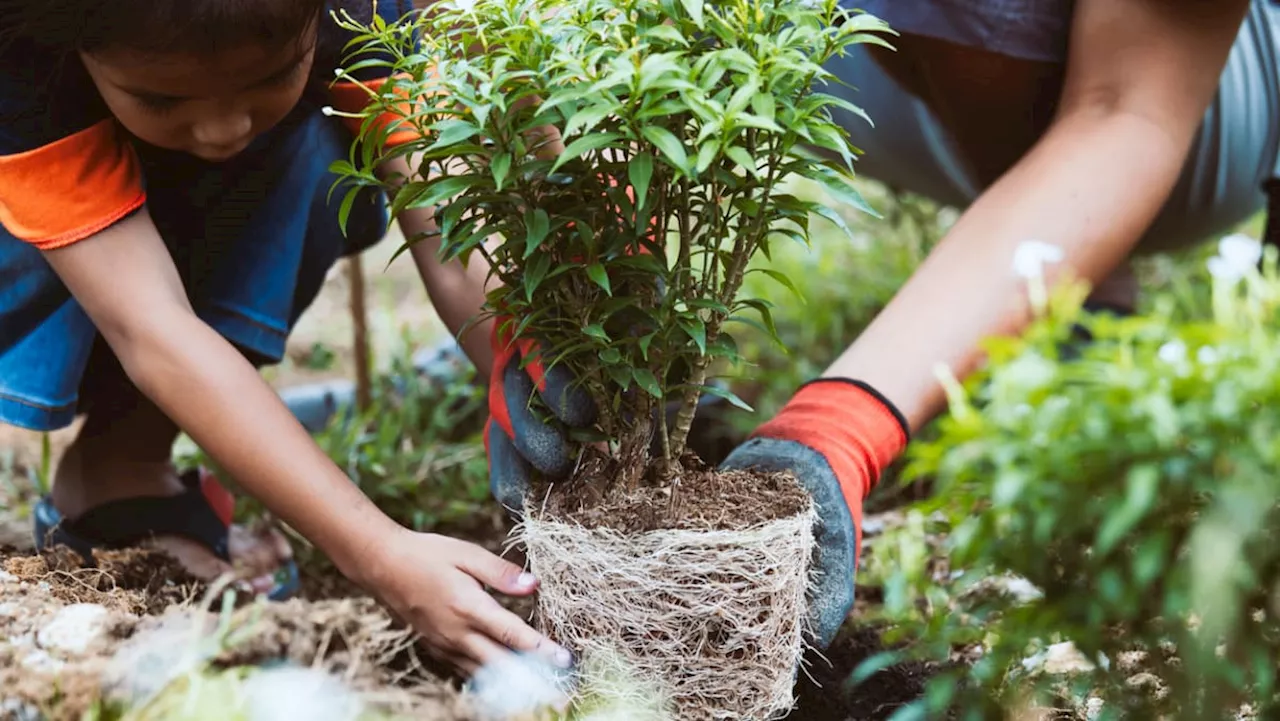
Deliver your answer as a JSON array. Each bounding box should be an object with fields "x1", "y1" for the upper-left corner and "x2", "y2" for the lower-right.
[
  {"x1": 466, "y1": 598, "x2": 573, "y2": 669},
  {"x1": 453, "y1": 537, "x2": 537, "y2": 595}
]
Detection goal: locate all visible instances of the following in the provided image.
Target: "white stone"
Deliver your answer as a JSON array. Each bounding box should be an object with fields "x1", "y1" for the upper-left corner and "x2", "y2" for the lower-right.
[
  {"x1": 1022, "y1": 641, "x2": 1096, "y2": 675},
  {"x1": 468, "y1": 652, "x2": 570, "y2": 718},
  {"x1": 242, "y1": 666, "x2": 365, "y2": 721},
  {"x1": 20, "y1": 649, "x2": 64, "y2": 674},
  {"x1": 36, "y1": 604, "x2": 113, "y2": 656}
]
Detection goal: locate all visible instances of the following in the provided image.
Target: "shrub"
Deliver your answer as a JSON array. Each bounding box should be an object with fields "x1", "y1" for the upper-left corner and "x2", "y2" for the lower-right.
[
  {"x1": 870, "y1": 236, "x2": 1280, "y2": 719},
  {"x1": 332, "y1": 0, "x2": 892, "y2": 486}
]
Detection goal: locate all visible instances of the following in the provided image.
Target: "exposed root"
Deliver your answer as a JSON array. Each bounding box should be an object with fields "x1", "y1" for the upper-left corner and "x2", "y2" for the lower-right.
[{"x1": 519, "y1": 504, "x2": 817, "y2": 721}]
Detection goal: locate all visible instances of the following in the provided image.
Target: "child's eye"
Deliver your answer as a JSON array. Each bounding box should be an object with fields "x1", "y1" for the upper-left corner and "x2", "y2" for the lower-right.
[
  {"x1": 260, "y1": 61, "x2": 304, "y2": 88},
  {"x1": 133, "y1": 93, "x2": 183, "y2": 114}
]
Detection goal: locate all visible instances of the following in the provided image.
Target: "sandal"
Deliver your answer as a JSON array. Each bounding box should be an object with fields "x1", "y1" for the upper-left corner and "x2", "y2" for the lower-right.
[{"x1": 31, "y1": 467, "x2": 300, "y2": 601}]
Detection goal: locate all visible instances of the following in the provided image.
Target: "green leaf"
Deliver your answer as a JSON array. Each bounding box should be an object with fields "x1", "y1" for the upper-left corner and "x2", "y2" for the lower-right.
[
  {"x1": 738, "y1": 298, "x2": 779, "y2": 341},
  {"x1": 724, "y1": 146, "x2": 758, "y2": 178},
  {"x1": 699, "y1": 384, "x2": 753, "y2": 412},
  {"x1": 750, "y1": 92, "x2": 775, "y2": 123},
  {"x1": 524, "y1": 209, "x2": 550, "y2": 257},
  {"x1": 694, "y1": 141, "x2": 718, "y2": 175},
  {"x1": 681, "y1": 0, "x2": 704, "y2": 28},
  {"x1": 599, "y1": 347, "x2": 622, "y2": 364},
  {"x1": 564, "y1": 103, "x2": 616, "y2": 138},
  {"x1": 491, "y1": 152, "x2": 512, "y2": 191},
  {"x1": 403, "y1": 175, "x2": 482, "y2": 214},
  {"x1": 850, "y1": 651, "x2": 902, "y2": 687},
  {"x1": 679, "y1": 317, "x2": 707, "y2": 354},
  {"x1": 606, "y1": 364, "x2": 633, "y2": 390},
  {"x1": 1096, "y1": 463, "x2": 1160, "y2": 554},
  {"x1": 638, "y1": 332, "x2": 657, "y2": 360},
  {"x1": 751, "y1": 268, "x2": 805, "y2": 303},
  {"x1": 629, "y1": 153, "x2": 654, "y2": 210},
  {"x1": 633, "y1": 368, "x2": 663, "y2": 399},
  {"x1": 640, "y1": 126, "x2": 690, "y2": 175},
  {"x1": 638, "y1": 52, "x2": 683, "y2": 91},
  {"x1": 525, "y1": 253, "x2": 551, "y2": 301},
  {"x1": 552, "y1": 132, "x2": 623, "y2": 173},
  {"x1": 428, "y1": 119, "x2": 479, "y2": 150},
  {"x1": 336, "y1": 186, "x2": 361, "y2": 236},
  {"x1": 584, "y1": 323, "x2": 610, "y2": 342},
  {"x1": 586, "y1": 263, "x2": 613, "y2": 296}
]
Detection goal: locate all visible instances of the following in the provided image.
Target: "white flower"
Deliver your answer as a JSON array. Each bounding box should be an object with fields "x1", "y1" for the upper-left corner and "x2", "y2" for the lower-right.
[
  {"x1": 1207, "y1": 233, "x2": 1262, "y2": 281},
  {"x1": 468, "y1": 652, "x2": 570, "y2": 718},
  {"x1": 1012, "y1": 240, "x2": 1065, "y2": 280},
  {"x1": 1157, "y1": 340, "x2": 1187, "y2": 364},
  {"x1": 1197, "y1": 345, "x2": 1221, "y2": 364}
]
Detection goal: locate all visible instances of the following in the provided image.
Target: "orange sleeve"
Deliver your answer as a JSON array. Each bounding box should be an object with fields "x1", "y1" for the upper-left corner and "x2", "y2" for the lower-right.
[
  {"x1": 329, "y1": 73, "x2": 425, "y2": 148},
  {"x1": 0, "y1": 119, "x2": 145, "y2": 250}
]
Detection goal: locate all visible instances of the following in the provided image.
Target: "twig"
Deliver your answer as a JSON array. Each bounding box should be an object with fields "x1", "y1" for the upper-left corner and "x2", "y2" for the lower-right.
[{"x1": 348, "y1": 255, "x2": 373, "y2": 412}]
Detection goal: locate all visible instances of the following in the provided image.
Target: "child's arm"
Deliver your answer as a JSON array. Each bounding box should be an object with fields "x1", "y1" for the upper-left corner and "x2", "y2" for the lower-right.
[{"x1": 42, "y1": 209, "x2": 568, "y2": 672}]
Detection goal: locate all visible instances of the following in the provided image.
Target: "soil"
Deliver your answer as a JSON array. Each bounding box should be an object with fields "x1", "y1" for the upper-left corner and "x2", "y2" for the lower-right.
[
  {"x1": 0, "y1": 511, "x2": 948, "y2": 721},
  {"x1": 792, "y1": 624, "x2": 943, "y2": 721},
  {"x1": 538, "y1": 450, "x2": 810, "y2": 533}
]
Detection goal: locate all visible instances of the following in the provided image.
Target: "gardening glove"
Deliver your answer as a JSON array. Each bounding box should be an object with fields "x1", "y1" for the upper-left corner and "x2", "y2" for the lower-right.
[
  {"x1": 485, "y1": 320, "x2": 596, "y2": 513},
  {"x1": 718, "y1": 378, "x2": 910, "y2": 648}
]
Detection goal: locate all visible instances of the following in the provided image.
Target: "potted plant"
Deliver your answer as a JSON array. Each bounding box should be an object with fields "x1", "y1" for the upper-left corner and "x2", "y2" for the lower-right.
[{"x1": 335, "y1": 0, "x2": 891, "y2": 716}]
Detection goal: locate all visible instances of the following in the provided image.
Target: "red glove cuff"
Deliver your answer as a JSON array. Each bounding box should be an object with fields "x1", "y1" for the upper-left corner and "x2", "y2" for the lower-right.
[{"x1": 751, "y1": 378, "x2": 909, "y2": 506}]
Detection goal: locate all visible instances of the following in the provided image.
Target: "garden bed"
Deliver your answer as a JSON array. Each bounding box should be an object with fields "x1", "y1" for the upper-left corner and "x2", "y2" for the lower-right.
[{"x1": 0, "y1": 510, "x2": 941, "y2": 721}]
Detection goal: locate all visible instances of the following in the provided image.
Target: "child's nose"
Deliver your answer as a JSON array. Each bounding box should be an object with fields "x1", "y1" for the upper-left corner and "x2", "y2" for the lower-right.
[{"x1": 192, "y1": 111, "x2": 254, "y2": 148}]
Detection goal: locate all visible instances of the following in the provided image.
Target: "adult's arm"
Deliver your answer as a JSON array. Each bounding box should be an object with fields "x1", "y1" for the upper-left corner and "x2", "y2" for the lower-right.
[
  {"x1": 824, "y1": 0, "x2": 1251, "y2": 430},
  {"x1": 378, "y1": 154, "x2": 499, "y2": 378}
]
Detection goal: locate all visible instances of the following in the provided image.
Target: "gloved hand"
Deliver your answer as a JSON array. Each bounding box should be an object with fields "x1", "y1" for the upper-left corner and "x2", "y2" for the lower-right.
[
  {"x1": 484, "y1": 320, "x2": 596, "y2": 512},
  {"x1": 719, "y1": 378, "x2": 909, "y2": 648}
]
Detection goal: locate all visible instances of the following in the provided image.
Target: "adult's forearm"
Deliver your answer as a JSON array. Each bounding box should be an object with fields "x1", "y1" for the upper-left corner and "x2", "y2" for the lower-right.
[
  {"x1": 411, "y1": 239, "x2": 498, "y2": 378},
  {"x1": 824, "y1": 109, "x2": 1193, "y2": 431},
  {"x1": 108, "y1": 309, "x2": 399, "y2": 579}
]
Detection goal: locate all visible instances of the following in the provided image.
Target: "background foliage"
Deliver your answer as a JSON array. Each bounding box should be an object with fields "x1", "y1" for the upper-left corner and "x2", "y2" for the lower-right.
[{"x1": 865, "y1": 237, "x2": 1280, "y2": 720}]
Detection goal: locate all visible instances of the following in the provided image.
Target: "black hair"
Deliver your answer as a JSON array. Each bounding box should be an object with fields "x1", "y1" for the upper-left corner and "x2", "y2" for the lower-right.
[{"x1": 0, "y1": 0, "x2": 337, "y2": 57}]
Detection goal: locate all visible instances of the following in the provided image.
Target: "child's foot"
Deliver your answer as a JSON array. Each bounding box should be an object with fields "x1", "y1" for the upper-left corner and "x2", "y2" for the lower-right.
[{"x1": 45, "y1": 441, "x2": 295, "y2": 596}]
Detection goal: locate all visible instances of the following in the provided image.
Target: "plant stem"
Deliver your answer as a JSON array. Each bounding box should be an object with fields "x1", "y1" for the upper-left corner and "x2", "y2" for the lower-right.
[
  {"x1": 667, "y1": 140, "x2": 781, "y2": 462},
  {"x1": 348, "y1": 255, "x2": 373, "y2": 412}
]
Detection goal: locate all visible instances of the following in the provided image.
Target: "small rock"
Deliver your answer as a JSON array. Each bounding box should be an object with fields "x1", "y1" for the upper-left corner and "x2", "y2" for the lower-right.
[
  {"x1": 1116, "y1": 650, "x2": 1147, "y2": 671},
  {"x1": 0, "y1": 698, "x2": 42, "y2": 721},
  {"x1": 1022, "y1": 641, "x2": 1096, "y2": 675},
  {"x1": 37, "y1": 604, "x2": 113, "y2": 656},
  {"x1": 990, "y1": 575, "x2": 1043, "y2": 603},
  {"x1": 1125, "y1": 672, "x2": 1169, "y2": 700},
  {"x1": 21, "y1": 649, "x2": 64, "y2": 673},
  {"x1": 242, "y1": 666, "x2": 365, "y2": 721},
  {"x1": 0, "y1": 569, "x2": 16, "y2": 583}
]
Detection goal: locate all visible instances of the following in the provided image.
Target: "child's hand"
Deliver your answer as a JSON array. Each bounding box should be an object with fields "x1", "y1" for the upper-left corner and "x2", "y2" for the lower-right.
[{"x1": 362, "y1": 527, "x2": 573, "y2": 675}]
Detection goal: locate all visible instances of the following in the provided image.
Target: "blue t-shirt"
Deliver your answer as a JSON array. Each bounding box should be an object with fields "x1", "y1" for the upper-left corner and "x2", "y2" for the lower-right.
[{"x1": 858, "y1": 0, "x2": 1074, "y2": 63}]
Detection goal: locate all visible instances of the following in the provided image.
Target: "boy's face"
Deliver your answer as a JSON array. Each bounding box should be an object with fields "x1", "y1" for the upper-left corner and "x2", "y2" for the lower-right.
[{"x1": 80, "y1": 27, "x2": 318, "y2": 163}]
